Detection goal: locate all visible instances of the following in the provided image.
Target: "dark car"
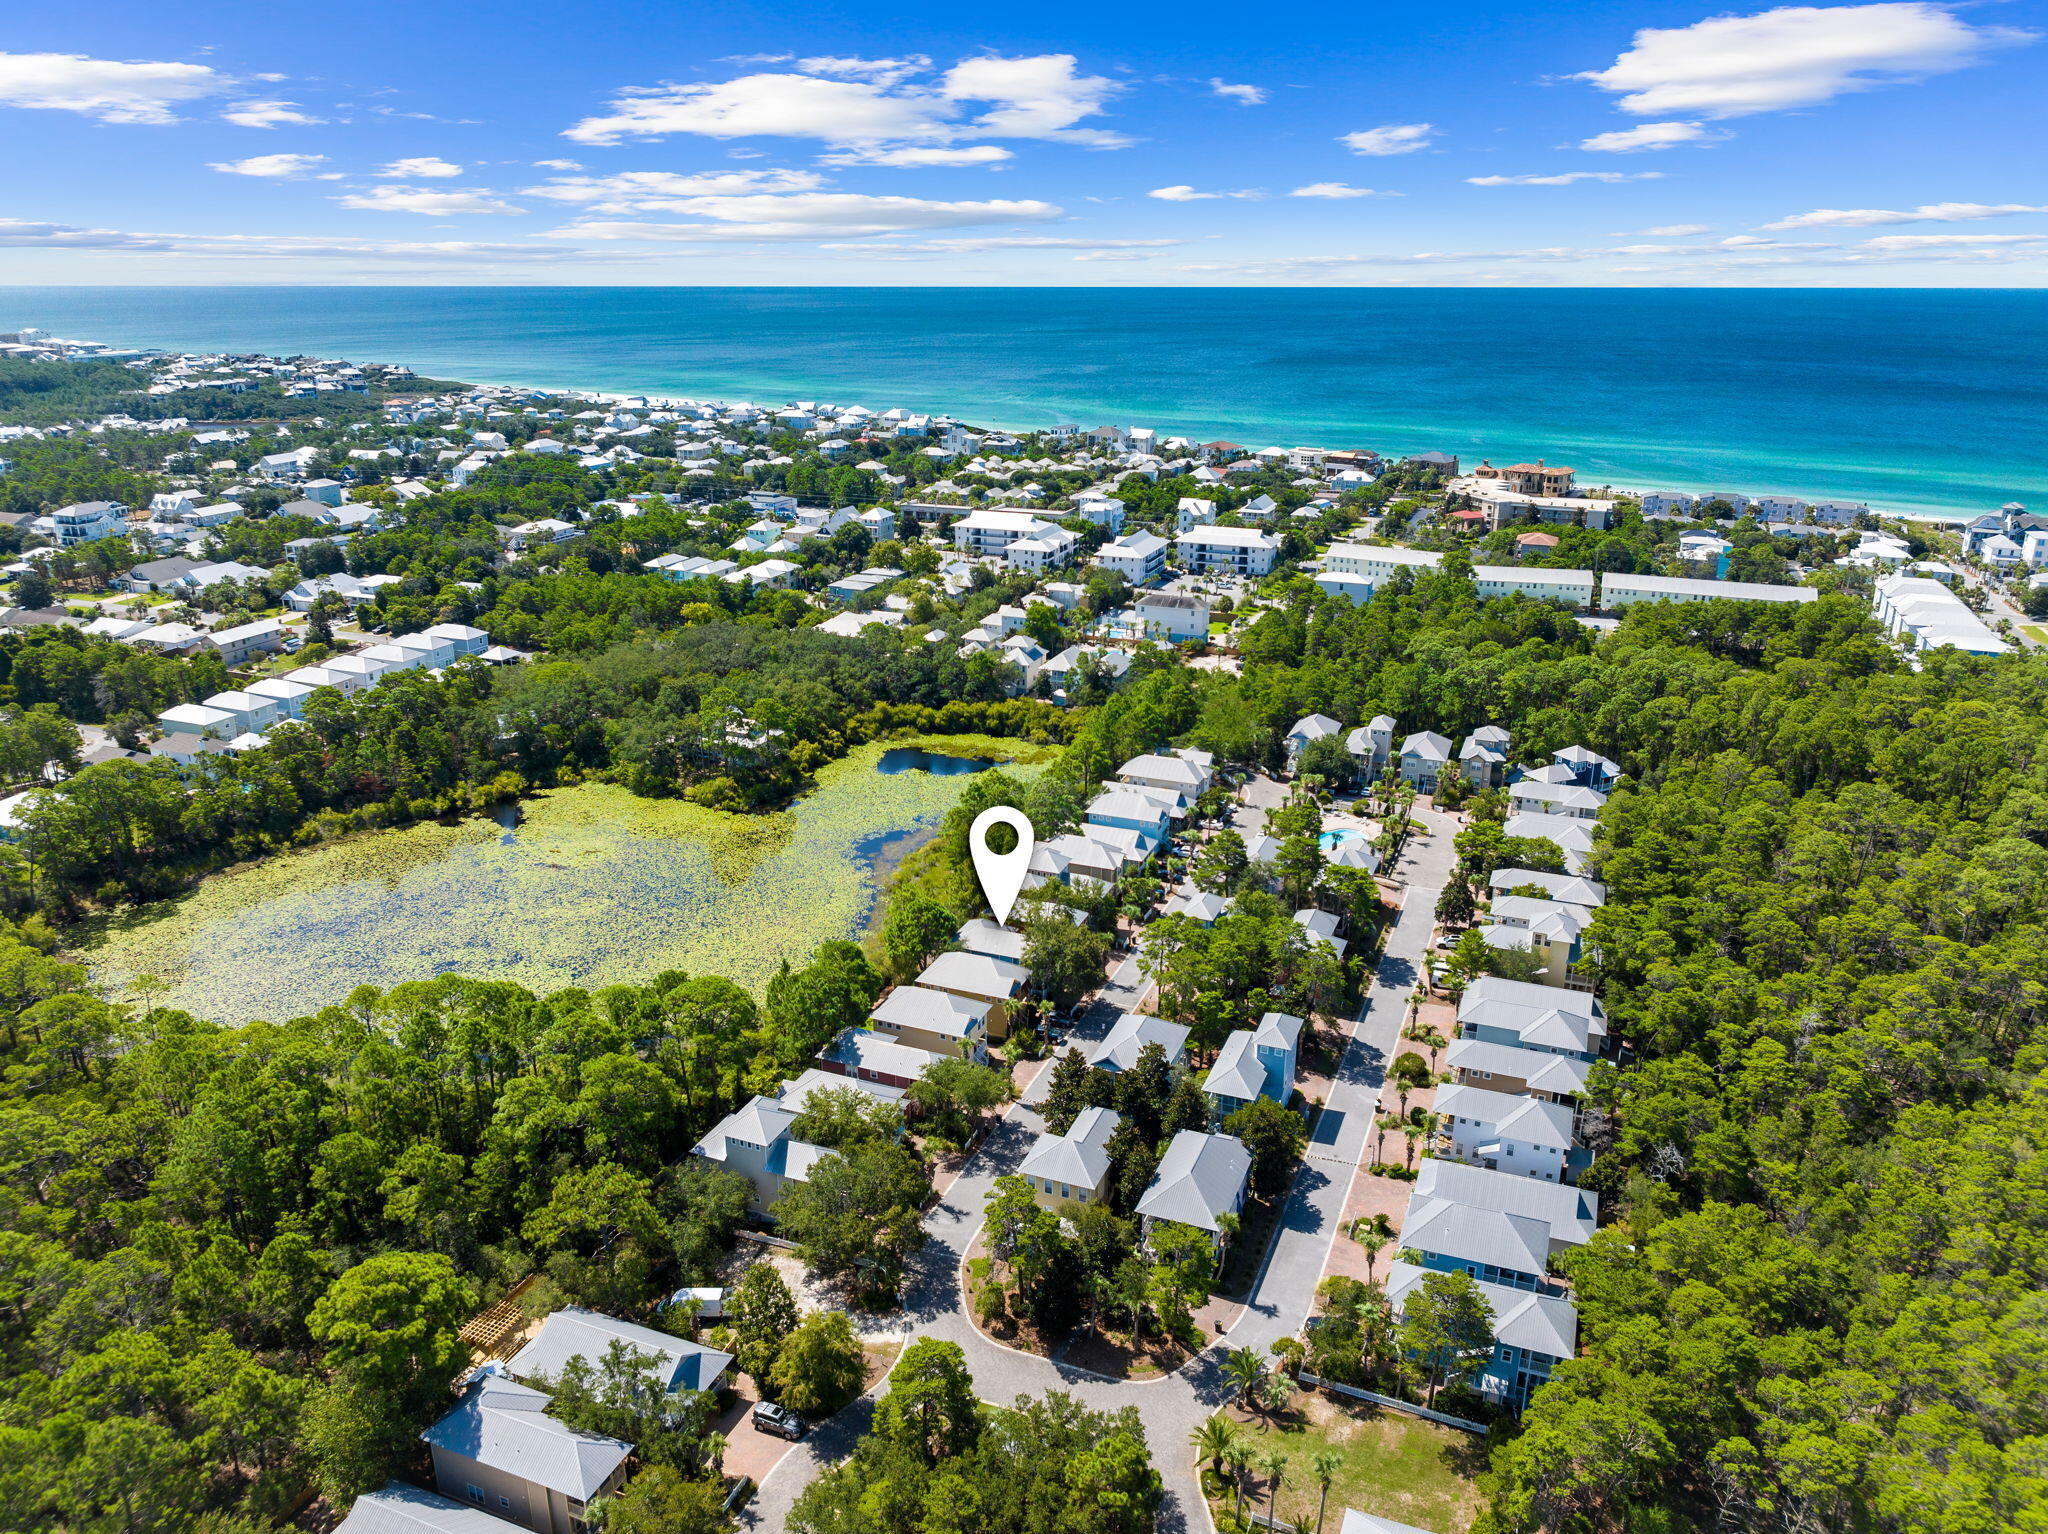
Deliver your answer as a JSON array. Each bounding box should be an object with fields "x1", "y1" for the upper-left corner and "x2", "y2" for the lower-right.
[{"x1": 752, "y1": 1401, "x2": 807, "y2": 1441}]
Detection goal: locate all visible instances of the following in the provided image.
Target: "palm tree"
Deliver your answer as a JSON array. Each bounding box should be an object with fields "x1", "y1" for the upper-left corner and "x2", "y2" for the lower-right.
[
  {"x1": 1223, "y1": 1345, "x2": 1267, "y2": 1413},
  {"x1": 1351, "y1": 1220, "x2": 1391, "y2": 1280},
  {"x1": 1192, "y1": 1414, "x2": 1240, "y2": 1477},
  {"x1": 1259, "y1": 1450, "x2": 1290, "y2": 1531},
  {"x1": 1309, "y1": 1449, "x2": 1343, "y2": 1534},
  {"x1": 1226, "y1": 1440, "x2": 1254, "y2": 1524},
  {"x1": 1216, "y1": 1210, "x2": 1241, "y2": 1268}
]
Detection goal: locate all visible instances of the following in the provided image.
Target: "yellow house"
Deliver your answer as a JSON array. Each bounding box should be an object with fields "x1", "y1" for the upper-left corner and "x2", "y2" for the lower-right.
[
  {"x1": 1016, "y1": 1106, "x2": 1119, "y2": 1209},
  {"x1": 867, "y1": 985, "x2": 990, "y2": 1060},
  {"x1": 915, "y1": 950, "x2": 1030, "y2": 1040}
]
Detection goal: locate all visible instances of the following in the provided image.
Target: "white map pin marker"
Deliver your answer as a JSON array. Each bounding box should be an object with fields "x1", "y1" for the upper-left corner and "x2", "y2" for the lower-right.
[{"x1": 969, "y1": 806, "x2": 1035, "y2": 927}]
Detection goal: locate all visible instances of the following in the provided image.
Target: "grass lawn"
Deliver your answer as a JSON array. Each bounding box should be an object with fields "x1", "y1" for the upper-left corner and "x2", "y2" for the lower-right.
[
  {"x1": 1213, "y1": 1388, "x2": 1489, "y2": 1534},
  {"x1": 2022, "y1": 624, "x2": 2048, "y2": 645}
]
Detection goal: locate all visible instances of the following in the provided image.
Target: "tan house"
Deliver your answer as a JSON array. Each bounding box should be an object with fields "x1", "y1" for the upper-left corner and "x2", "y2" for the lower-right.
[
  {"x1": 1444, "y1": 1036, "x2": 1592, "y2": 1105},
  {"x1": 915, "y1": 950, "x2": 1029, "y2": 1040},
  {"x1": 1016, "y1": 1106, "x2": 1119, "y2": 1209},
  {"x1": 422, "y1": 1375, "x2": 629, "y2": 1534},
  {"x1": 867, "y1": 984, "x2": 990, "y2": 1059}
]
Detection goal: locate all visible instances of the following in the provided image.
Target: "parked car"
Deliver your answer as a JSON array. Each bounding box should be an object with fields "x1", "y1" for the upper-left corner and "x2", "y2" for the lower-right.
[{"x1": 752, "y1": 1401, "x2": 807, "y2": 1441}]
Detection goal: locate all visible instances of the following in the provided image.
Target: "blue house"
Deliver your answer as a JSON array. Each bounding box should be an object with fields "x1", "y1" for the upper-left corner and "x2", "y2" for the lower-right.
[
  {"x1": 1386, "y1": 1260, "x2": 1577, "y2": 1412},
  {"x1": 1203, "y1": 1010, "x2": 1303, "y2": 1118}
]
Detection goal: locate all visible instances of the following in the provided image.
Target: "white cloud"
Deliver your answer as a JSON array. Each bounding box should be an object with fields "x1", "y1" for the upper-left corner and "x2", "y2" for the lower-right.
[
  {"x1": 1717, "y1": 234, "x2": 1825, "y2": 248},
  {"x1": 533, "y1": 158, "x2": 584, "y2": 171},
  {"x1": 1862, "y1": 231, "x2": 2047, "y2": 249},
  {"x1": 1209, "y1": 79, "x2": 1267, "y2": 105},
  {"x1": 522, "y1": 169, "x2": 825, "y2": 209},
  {"x1": 1578, "y1": 3, "x2": 2033, "y2": 119},
  {"x1": 819, "y1": 144, "x2": 1013, "y2": 167},
  {"x1": 0, "y1": 217, "x2": 626, "y2": 264},
  {"x1": 1073, "y1": 250, "x2": 1151, "y2": 261},
  {"x1": 220, "y1": 99, "x2": 324, "y2": 129},
  {"x1": 1579, "y1": 120, "x2": 1712, "y2": 152},
  {"x1": 797, "y1": 55, "x2": 932, "y2": 86},
  {"x1": 554, "y1": 192, "x2": 1063, "y2": 241},
  {"x1": 1618, "y1": 222, "x2": 1714, "y2": 235},
  {"x1": 337, "y1": 185, "x2": 525, "y2": 215},
  {"x1": 1468, "y1": 171, "x2": 1665, "y2": 185},
  {"x1": 209, "y1": 153, "x2": 338, "y2": 180},
  {"x1": 1342, "y1": 123, "x2": 1434, "y2": 155},
  {"x1": 566, "y1": 73, "x2": 952, "y2": 146},
  {"x1": 940, "y1": 54, "x2": 1128, "y2": 146},
  {"x1": 0, "y1": 50, "x2": 222, "y2": 124},
  {"x1": 1147, "y1": 185, "x2": 1263, "y2": 200},
  {"x1": 377, "y1": 156, "x2": 463, "y2": 178},
  {"x1": 1764, "y1": 200, "x2": 2048, "y2": 228},
  {"x1": 564, "y1": 54, "x2": 1128, "y2": 150},
  {"x1": 825, "y1": 235, "x2": 1182, "y2": 254},
  {"x1": 1289, "y1": 182, "x2": 1390, "y2": 199}
]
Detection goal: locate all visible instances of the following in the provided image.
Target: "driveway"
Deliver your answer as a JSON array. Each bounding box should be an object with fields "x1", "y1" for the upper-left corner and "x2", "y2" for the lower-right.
[{"x1": 744, "y1": 794, "x2": 1464, "y2": 1534}]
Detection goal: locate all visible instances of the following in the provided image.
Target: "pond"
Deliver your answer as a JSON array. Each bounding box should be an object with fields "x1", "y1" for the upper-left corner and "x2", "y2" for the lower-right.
[
  {"x1": 876, "y1": 747, "x2": 994, "y2": 776},
  {"x1": 82, "y1": 735, "x2": 1051, "y2": 1023}
]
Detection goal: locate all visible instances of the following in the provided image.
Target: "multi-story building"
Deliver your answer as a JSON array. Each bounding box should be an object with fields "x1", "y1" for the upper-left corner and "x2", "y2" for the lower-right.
[{"x1": 1176, "y1": 525, "x2": 1279, "y2": 576}]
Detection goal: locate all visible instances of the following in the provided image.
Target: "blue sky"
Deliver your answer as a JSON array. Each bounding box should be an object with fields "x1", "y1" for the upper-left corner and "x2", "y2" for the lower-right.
[{"x1": 2, "y1": 0, "x2": 2044, "y2": 285}]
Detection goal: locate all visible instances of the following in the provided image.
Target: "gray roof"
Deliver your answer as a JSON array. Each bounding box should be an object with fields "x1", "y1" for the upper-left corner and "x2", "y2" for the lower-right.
[
  {"x1": 1288, "y1": 713, "x2": 1344, "y2": 744},
  {"x1": 1401, "y1": 730, "x2": 1452, "y2": 762},
  {"x1": 1488, "y1": 867, "x2": 1606, "y2": 908},
  {"x1": 422, "y1": 1375, "x2": 630, "y2": 1500},
  {"x1": 916, "y1": 949, "x2": 1028, "y2": 1002},
  {"x1": 506, "y1": 1308, "x2": 732, "y2": 1395},
  {"x1": 1446, "y1": 1036, "x2": 1592, "y2": 1098},
  {"x1": 1018, "y1": 1105, "x2": 1120, "y2": 1191},
  {"x1": 1399, "y1": 1196, "x2": 1552, "y2": 1277},
  {"x1": 1205, "y1": 1031, "x2": 1267, "y2": 1103},
  {"x1": 870, "y1": 984, "x2": 989, "y2": 1038},
  {"x1": 957, "y1": 917, "x2": 1027, "y2": 962},
  {"x1": 818, "y1": 1027, "x2": 947, "y2": 1081},
  {"x1": 1460, "y1": 976, "x2": 1606, "y2": 1054},
  {"x1": 1136, "y1": 1129, "x2": 1250, "y2": 1232},
  {"x1": 1385, "y1": 1260, "x2": 1577, "y2": 1361},
  {"x1": 1088, "y1": 1012, "x2": 1190, "y2": 1072},
  {"x1": 1414, "y1": 1158, "x2": 1599, "y2": 1248},
  {"x1": 1340, "y1": 1510, "x2": 1438, "y2": 1534},
  {"x1": 336, "y1": 1483, "x2": 511, "y2": 1534},
  {"x1": 1434, "y1": 1083, "x2": 1577, "y2": 1151}
]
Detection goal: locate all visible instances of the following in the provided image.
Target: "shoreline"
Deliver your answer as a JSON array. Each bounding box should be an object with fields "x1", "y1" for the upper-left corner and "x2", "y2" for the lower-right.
[
  {"x1": 10, "y1": 299, "x2": 2020, "y2": 524},
  {"x1": 405, "y1": 358, "x2": 1991, "y2": 527}
]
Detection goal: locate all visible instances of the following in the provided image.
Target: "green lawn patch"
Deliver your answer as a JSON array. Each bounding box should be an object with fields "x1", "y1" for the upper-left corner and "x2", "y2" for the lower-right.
[{"x1": 1213, "y1": 1388, "x2": 1488, "y2": 1534}]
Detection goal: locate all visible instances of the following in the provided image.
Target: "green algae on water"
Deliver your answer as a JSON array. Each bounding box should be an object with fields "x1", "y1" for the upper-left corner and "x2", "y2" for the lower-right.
[{"x1": 84, "y1": 738, "x2": 1050, "y2": 1023}]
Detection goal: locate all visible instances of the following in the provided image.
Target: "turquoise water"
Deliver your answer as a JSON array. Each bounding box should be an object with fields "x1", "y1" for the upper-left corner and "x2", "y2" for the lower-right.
[
  {"x1": 1319, "y1": 829, "x2": 1367, "y2": 852},
  {"x1": 4, "y1": 287, "x2": 2043, "y2": 518}
]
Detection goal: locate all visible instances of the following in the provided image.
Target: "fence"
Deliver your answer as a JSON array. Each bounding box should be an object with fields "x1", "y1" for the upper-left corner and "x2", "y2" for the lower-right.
[{"x1": 1296, "y1": 1372, "x2": 1487, "y2": 1434}]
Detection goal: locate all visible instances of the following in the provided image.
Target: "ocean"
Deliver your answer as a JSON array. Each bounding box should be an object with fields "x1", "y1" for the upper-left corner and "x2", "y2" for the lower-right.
[{"x1": 4, "y1": 286, "x2": 2043, "y2": 519}]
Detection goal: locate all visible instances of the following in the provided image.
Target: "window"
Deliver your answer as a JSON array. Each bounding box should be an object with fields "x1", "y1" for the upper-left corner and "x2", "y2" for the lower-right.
[
  {"x1": 498, "y1": 1496, "x2": 512, "y2": 1510},
  {"x1": 466, "y1": 1486, "x2": 485, "y2": 1505}
]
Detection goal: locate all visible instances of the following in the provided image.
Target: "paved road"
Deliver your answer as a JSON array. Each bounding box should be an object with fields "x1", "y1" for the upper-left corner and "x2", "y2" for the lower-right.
[
  {"x1": 744, "y1": 795, "x2": 1462, "y2": 1534},
  {"x1": 1951, "y1": 560, "x2": 2038, "y2": 647}
]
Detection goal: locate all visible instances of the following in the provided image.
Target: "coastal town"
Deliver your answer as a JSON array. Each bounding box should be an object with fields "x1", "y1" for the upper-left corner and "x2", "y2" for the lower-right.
[{"x1": 0, "y1": 329, "x2": 2040, "y2": 1534}]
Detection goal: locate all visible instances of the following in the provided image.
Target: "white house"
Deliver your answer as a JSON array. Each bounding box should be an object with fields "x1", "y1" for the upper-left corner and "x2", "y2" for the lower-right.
[
  {"x1": 1095, "y1": 530, "x2": 1171, "y2": 585},
  {"x1": 1433, "y1": 1083, "x2": 1577, "y2": 1182}
]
